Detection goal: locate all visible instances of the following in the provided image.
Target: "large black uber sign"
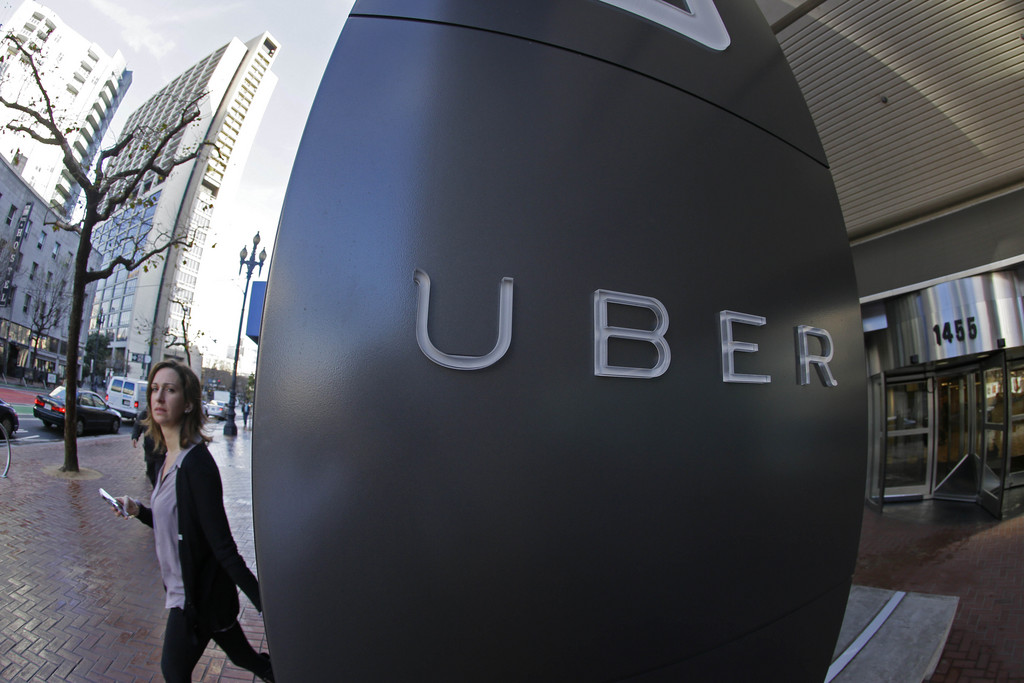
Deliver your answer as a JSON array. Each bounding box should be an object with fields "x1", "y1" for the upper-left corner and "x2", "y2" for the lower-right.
[{"x1": 255, "y1": 1, "x2": 866, "y2": 680}]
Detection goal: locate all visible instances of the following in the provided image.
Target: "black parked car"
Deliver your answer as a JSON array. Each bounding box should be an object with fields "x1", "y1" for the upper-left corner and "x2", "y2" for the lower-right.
[
  {"x1": 0, "y1": 397, "x2": 18, "y2": 439},
  {"x1": 34, "y1": 387, "x2": 121, "y2": 435}
]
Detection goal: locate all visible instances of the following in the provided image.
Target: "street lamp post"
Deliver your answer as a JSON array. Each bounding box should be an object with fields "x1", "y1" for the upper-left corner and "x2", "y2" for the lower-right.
[{"x1": 223, "y1": 232, "x2": 267, "y2": 436}]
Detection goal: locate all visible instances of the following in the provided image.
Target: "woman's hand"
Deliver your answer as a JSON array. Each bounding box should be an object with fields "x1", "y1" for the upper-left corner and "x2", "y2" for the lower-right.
[{"x1": 118, "y1": 496, "x2": 140, "y2": 517}]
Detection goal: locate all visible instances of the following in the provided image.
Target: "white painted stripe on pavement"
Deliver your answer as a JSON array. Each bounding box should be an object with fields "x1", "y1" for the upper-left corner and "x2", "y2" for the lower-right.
[{"x1": 825, "y1": 590, "x2": 906, "y2": 683}]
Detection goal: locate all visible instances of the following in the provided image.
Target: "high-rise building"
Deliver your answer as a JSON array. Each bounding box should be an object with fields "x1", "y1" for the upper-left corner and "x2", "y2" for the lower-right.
[
  {"x1": 91, "y1": 32, "x2": 279, "y2": 378},
  {"x1": 0, "y1": 0, "x2": 131, "y2": 217}
]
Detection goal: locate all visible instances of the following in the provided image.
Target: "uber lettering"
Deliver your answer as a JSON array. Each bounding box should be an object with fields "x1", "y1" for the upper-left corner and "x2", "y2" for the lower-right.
[{"x1": 414, "y1": 270, "x2": 838, "y2": 387}]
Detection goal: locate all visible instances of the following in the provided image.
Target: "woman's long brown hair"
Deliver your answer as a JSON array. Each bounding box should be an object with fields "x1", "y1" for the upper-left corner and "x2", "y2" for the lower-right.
[{"x1": 143, "y1": 359, "x2": 211, "y2": 453}]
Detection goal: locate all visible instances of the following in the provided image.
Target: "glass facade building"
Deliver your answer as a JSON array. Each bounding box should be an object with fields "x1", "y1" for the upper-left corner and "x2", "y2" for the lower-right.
[{"x1": 90, "y1": 33, "x2": 279, "y2": 378}]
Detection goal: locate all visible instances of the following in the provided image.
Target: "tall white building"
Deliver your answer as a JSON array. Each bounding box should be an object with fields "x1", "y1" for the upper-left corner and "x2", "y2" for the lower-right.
[
  {"x1": 91, "y1": 33, "x2": 279, "y2": 378},
  {"x1": 0, "y1": 0, "x2": 131, "y2": 217}
]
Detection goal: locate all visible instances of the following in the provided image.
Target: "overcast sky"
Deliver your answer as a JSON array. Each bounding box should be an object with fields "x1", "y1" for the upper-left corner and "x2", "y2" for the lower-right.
[{"x1": 0, "y1": 0, "x2": 357, "y2": 368}]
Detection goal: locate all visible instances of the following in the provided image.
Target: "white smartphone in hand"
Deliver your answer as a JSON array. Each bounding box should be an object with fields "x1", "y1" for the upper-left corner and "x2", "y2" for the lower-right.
[{"x1": 100, "y1": 488, "x2": 129, "y2": 518}]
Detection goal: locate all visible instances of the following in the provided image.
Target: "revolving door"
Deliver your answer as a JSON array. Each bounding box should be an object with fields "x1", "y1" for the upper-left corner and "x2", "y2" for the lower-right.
[{"x1": 882, "y1": 353, "x2": 1017, "y2": 518}]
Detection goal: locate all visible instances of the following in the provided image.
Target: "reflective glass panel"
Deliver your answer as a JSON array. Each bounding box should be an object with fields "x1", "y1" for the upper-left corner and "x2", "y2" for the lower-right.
[
  {"x1": 935, "y1": 377, "x2": 963, "y2": 479},
  {"x1": 1010, "y1": 422, "x2": 1024, "y2": 482},
  {"x1": 885, "y1": 434, "x2": 929, "y2": 490},
  {"x1": 983, "y1": 429, "x2": 1005, "y2": 494},
  {"x1": 1011, "y1": 368, "x2": 1024, "y2": 417},
  {"x1": 985, "y1": 368, "x2": 1005, "y2": 424},
  {"x1": 886, "y1": 382, "x2": 929, "y2": 431},
  {"x1": 934, "y1": 375, "x2": 979, "y2": 497}
]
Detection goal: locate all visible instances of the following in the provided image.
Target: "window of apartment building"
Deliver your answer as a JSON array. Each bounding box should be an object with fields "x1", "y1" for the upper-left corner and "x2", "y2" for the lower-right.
[
  {"x1": 37, "y1": 231, "x2": 45, "y2": 249},
  {"x1": 22, "y1": 293, "x2": 31, "y2": 314},
  {"x1": 29, "y1": 262, "x2": 38, "y2": 280},
  {"x1": 6, "y1": 206, "x2": 16, "y2": 226},
  {"x1": 51, "y1": 243, "x2": 59, "y2": 259}
]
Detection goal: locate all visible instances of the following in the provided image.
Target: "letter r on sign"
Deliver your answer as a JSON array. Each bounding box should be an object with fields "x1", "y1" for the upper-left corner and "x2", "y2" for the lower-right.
[{"x1": 796, "y1": 325, "x2": 838, "y2": 387}]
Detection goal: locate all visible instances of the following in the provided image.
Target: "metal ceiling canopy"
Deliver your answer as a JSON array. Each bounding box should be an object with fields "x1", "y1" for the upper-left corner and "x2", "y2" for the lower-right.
[{"x1": 760, "y1": 0, "x2": 1024, "y2": 242}]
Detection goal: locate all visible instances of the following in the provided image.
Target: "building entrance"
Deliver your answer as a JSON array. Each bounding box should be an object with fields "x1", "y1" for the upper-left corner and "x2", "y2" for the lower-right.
[
  {"x1": 881, "y1": 351, "x2": 1024, "y2": 518},
  {"x1": 932, "y1": 371, "x2": 978, "y2": 500}
]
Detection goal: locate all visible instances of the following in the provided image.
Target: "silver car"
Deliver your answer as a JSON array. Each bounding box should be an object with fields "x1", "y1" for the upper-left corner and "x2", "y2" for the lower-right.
[{"x1": 205, "y1": 400, "x2": 227, "y2": 419}]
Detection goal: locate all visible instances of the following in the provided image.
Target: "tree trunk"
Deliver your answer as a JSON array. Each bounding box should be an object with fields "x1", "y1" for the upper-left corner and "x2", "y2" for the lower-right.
[
  {"x1": 25, "y1": 338, "x2": 34, "y2": 384},
  {"x1": 60, "y1": 224, "x2": 94, "y2": 472}
]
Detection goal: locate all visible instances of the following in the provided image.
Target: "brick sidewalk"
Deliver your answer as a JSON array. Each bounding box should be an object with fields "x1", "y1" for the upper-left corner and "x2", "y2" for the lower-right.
[
  {"x1": 854, "y1": 502, "x2": 1024, "y2": 682},
  {"x1": 0, "y1": 431, "x2": 267, "y2": 682}
]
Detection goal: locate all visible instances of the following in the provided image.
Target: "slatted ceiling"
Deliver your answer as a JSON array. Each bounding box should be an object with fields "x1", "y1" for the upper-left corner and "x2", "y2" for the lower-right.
[
  {"x1": 795, "y1": 3, "x2": 1021, "y2": 223},
  {"x1": 772, "y1": 0, "x2": 1024, "y2": 239}
]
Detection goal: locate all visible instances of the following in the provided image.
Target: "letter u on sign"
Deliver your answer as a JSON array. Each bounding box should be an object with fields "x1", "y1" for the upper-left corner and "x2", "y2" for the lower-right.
[{"x1": 414, "y1": 269, "x2": 514, "y2": 370}]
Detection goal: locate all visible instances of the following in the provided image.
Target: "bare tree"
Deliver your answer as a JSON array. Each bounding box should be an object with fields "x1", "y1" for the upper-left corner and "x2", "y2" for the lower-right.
[
  {"x1": 132, "y1": 295, "x2": 204, "y2": 369},
  {"x1": 0, "y1": 34, "x2": 210, "y2": 471},
  {"x1": 163, "y1": 296, "x2": 203, "y2": 367}
]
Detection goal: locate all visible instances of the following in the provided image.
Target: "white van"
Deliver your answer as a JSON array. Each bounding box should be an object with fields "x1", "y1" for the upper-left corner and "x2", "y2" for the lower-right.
[{"x1": 105, "y1": 376, "x2": 148, "y2": 422}]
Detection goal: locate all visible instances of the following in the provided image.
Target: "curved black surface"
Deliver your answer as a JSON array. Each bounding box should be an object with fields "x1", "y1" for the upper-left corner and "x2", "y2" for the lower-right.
[{"x1": 255, "y1": 2, "x2": 865, "y2": 680}]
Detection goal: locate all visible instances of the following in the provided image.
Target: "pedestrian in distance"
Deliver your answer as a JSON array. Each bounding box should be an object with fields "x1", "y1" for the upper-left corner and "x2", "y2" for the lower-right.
[
  {"x1": 242, "y1": 401, "x2": 250, "y2": 429},
  {"x1": 130, "y1": 407, "x2": 158, "y2": 487},
  {"x1": 113, "y1": 359, "x2": 274, "y2": 683}
]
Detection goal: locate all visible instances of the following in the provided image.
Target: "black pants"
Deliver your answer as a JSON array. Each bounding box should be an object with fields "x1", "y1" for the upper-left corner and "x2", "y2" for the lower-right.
[
  {"x1": 161, "y1": 607, "x2": 273, "y2": 682},
  {"x1": 142, "y1": 436, "x2": 158, "y2": 487}
]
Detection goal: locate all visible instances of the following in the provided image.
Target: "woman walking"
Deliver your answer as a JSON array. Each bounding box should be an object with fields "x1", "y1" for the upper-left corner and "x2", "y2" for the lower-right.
[{"x1": 115, "y1": 359, "x2": 274, "y2": 682}]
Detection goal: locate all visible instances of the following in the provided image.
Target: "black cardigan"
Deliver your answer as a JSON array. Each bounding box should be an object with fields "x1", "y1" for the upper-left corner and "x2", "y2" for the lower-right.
[{"x1": 136, "y1": 442, "x2": 262, "y2": 631}]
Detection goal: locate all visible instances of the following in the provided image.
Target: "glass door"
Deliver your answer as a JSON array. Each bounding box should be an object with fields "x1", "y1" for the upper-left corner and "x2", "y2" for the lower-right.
[
  {"x1": 933, "y1": 372, "x2": 979, "y2": 500},
  {"x1": 884, "y1": 379, "x2": 932, "y2": 498},
  {"x1": 978, "y1": 356, "x2": 1009, "y2": 518},
  {"x1": 1007, "y1": 361, "x2": 1024, "y2": 488},
  {"x1": 866, "y1": 375, "x2": 884, "y2": 509}
]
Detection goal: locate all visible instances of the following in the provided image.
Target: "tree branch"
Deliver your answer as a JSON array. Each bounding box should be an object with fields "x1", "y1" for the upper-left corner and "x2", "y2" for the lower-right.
[
  {"x1": 1, "y1": 36, "x2": 93, "y2": 193},
  {"x1": 83, "y1": 235, "x2": 191, "y2": 285},
  {"x1": 95, "y1": 92, "x2": 206, "y2": 191}
]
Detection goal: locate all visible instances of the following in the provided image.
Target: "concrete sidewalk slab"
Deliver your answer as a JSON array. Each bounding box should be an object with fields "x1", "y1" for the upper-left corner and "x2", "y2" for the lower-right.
[{"x1": 829, "y1": 586, "x2": 958, "y2": 683}]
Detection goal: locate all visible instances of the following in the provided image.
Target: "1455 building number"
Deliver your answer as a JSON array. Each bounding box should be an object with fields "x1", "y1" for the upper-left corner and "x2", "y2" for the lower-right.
[{"x1": 932, "y1": 317, "x2": 977, "y2": 346}]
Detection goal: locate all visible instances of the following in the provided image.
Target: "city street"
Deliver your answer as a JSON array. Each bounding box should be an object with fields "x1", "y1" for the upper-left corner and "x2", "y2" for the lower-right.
[{"x1": 0, "y1": 385, "x2": 134, "y2": 445}]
